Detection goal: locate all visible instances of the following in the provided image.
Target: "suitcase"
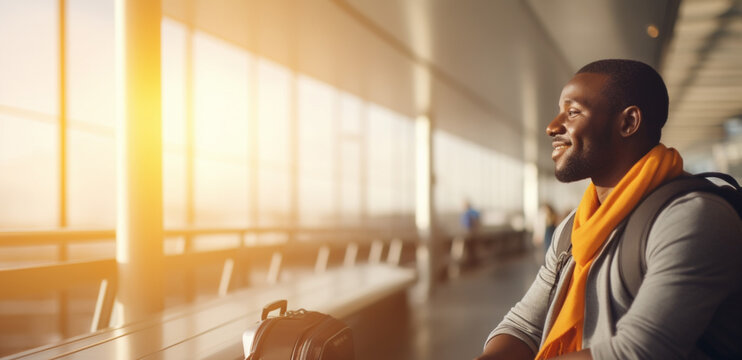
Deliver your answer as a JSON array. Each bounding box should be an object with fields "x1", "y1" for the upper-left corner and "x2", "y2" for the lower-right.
[{"x1": 243, "y1": 299, "x2": 354, "y2": 360}]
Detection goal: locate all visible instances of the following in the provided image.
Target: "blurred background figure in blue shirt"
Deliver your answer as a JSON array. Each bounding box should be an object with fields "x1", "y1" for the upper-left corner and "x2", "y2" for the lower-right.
[{"x1": 461, "y1": 200, "x2": 481, "y2": 235}]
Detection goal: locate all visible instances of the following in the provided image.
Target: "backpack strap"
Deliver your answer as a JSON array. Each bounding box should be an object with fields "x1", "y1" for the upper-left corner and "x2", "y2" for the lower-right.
[
  {"x1": 697, "y1": 171, "x2": 742, "y2": 189},
  {"x1": 696, "y1": 172, "x2": 742, "y2": 214},
  {"x1": 548, "y1": 212, "x2": 575, "y2": 303},
  {"x1": 618, "y1": 174, "x2": 726, "y2": 298},
  {"x1": 556, "y1": 212, "x2": 574, "y2": 257}
]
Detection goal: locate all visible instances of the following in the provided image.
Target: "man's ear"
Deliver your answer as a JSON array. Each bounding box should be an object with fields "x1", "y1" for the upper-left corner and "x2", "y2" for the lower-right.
[{"x1": 619, "y1": 105, "x2": 641, "y2": 138}]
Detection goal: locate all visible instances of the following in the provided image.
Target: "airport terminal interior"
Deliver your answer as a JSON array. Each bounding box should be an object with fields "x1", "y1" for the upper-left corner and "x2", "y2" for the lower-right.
[{"x1": 1, "y1": 0, "x2": 742, "y2": 358}]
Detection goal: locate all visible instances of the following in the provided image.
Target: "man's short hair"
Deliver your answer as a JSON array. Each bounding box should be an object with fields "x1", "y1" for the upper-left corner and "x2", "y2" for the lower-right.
[{"x1": 576, "y1": 59, "x2": 668, "y2": 144}]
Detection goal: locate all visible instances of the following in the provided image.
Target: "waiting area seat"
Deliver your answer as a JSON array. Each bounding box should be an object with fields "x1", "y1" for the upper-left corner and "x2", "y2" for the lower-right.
[{"x1": 4, "y1": 264, "x2": 416, "y2": 360}]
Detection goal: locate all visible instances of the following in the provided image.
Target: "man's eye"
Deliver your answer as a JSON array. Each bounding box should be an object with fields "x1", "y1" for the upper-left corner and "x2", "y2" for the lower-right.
[{"x1": 567, "y1": 109, "x2": 579, "y2": 116}]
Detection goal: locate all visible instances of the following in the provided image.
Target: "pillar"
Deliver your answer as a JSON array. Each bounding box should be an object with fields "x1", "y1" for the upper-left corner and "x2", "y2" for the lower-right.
[{"x1": 114, "y1": 0, "x2": 164, "y2": 324}]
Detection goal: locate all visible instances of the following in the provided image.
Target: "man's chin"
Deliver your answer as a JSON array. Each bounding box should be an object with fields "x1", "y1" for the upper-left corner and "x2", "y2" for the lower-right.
[{"x1": 554, "y1": 167, "x2": 588, "y2": 183}]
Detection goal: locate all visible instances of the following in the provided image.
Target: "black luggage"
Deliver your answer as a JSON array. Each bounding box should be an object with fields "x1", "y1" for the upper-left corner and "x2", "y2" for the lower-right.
[{"x1": 242, "y1": 300, "x2": 354, "y2": 360}]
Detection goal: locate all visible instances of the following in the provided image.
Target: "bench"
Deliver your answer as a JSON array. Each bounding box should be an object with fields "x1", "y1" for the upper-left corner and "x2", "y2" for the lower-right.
[
  {"x1": 0, "y1": 228, "x2": 414, "y2": 351},
  {"x1": 5, "y1": 264, "x2": 416, "y2": 359},
  {"x1": 446, "y1": 226, "x2": 525, "y2": 278}
]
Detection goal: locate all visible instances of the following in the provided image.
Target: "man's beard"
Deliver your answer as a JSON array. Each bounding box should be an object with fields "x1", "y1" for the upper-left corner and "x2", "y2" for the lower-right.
[{"x1": 554, "y1": 151, "x2": 597, "y2": 183}]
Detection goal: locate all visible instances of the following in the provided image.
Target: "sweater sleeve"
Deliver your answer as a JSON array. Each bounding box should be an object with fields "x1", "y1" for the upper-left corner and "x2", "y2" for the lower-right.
[
  {"x1": 484, "y1": 214, "x2": 572, "y2": 353},
  {"x1": 590, "y1": 192, "x2": 742, "y2": 360}
]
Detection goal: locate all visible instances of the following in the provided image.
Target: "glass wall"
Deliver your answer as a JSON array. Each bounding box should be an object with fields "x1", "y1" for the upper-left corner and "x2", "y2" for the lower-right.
[
  {"x1": 538, "y1": 174, "x2": 589, "y2": 217},
  {"x1": 256, "y1": 58, "x2": 292, "y2": 227},
  {"x1": 366, "y1": 104, "x2": 415, "y2": 228},
  {"x1": 66, "y1": 0, "x2": 116, "y2": 228},
  {"x1": 161, "y1": 18, "x2": 188, "y2": 229},
  {"x1": 0, "y1": 0, "x2": 60, "y2": 229},
  {"x1": 298, "y1": 75, "x2": 336, "y2": 226},
  {"x1": 191, "y1": 30, "x2": 251, "y2": 228},
  {"x1": 0, "y1": 2, "x2": 528, "y2": 355},
  {"x1": 434, "y1": 130, "x2": 524, "y2": 232},
  {"x1": 338, "y1": 93, "x2": 363, "y2": 226},
  {"x1": 0, "y1": 2, "x2": 528, "y2": 238},
  {"x1": 0, "y1": 5, "x2": 422, "y2": 233}
]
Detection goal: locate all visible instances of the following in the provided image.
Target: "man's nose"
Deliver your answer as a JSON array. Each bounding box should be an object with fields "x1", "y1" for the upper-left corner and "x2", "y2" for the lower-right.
[{"x1": 546, "y1": 114, "x2": 565, "y2": 137}]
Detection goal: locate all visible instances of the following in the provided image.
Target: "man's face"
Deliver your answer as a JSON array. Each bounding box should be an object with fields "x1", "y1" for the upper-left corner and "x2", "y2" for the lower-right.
[{"x1": 547, "y1": 73, "x2": 618, "y2": 183}]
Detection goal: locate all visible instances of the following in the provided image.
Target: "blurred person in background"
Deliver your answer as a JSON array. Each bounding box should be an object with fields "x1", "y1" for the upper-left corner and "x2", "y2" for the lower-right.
[
  {"x1": 461, "y1": 200, "x2": 481, "y2": 236},
  {"x1": 460, "y1": 200, "x2": 482, "y2": 265},
  {"x1": 533, "y1": 203, "x2": 559, "y2": 255}
]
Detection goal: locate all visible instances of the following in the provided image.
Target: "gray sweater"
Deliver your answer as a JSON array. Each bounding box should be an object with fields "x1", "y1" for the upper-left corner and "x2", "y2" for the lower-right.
[{"x1": 487, "y1": 192, "x2": 742, "y2": 359}]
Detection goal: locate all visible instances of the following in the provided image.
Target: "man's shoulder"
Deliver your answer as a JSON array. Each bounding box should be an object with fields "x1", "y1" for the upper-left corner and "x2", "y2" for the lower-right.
[
  {"x1": 659, "y1": 190, "x2": 739, "y2": 221},
  {"x1": 649, "y1": 190, "x2": 742, "y2": 252}
]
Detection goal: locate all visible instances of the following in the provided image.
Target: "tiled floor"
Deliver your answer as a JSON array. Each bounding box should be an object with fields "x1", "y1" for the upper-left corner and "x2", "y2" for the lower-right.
[{"x1": 395, "y1": 251, "x2": 542, "y2": 360}]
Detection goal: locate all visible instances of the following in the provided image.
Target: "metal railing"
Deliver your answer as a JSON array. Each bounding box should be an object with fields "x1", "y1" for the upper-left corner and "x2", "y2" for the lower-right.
[{"x1": 0, "y1": 226, "x2": 418, "y2": 335}]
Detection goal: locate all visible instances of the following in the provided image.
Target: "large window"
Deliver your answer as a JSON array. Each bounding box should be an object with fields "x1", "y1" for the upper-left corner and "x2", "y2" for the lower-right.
[
  {"x1": 162, "y1": 17, "x2": 188, "y2": 228},
  {"x1": 0, "y1": 6, "x2": 423, "y2": 234},
  {"x1": 256, "y1": 58, "x2": 292, "y2": 227},
  {"x1": 434, "y1": 131, "x2": 524, "y2": 229},
  {"x1": 67, "y1": 0, "x2": 116, "y2": 227},
  {"x1": 298, "y1": 75, "x2": 336, "y2": 226},
  {"x1": 338, "y1": 93, "x2": 363, "y2": 226},
  {"x1": 0, "y1": 0, "x2": 60, "y2": 228},
  {"x1": 192, "y1": 31, "x2": 251, "y2": 227},
  {"x1": 366, "y1": 104, "x2": 415, "y2": 223}
]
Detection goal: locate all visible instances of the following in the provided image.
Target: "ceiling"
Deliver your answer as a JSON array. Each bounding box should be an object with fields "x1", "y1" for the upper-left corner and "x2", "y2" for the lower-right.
[
  {"x1": 341, "y1": 0, "x2": 742, "y2": 153},
  {"x1": 662, "y1": 0, "x2": 742, "y2": 151},
  {"x1": 342, "y1": 0, "x2": 683, "y2": 168},
  {"x1": 164, "y1": 0, "x2": 742, "y2": 167}
]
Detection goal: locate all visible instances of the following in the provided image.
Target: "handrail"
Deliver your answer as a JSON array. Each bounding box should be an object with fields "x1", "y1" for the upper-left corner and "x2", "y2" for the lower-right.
[
  {"x1": 0, "y1": 258, "x2": 119, "y2": 331},
  {"x1": 0, "y1": 259, "x2": 116, "y2": 298},
  {"x1": 445, "y1": 225, "x2": 524, "y2": 239},
  {"x1": 0, "y1": 222, "x2": 521, "y2": 346},
  {"x1": 0, "y1": 226, "x2": 419, "y2": 247},
  {"x1": 0, "y1": 225, "x2": 428, "y2": 340},
  {"x1": 0, "y1": 234, "x2": 417, "y2": 296},
  {"x1": 0, "y1": 229, "x2": 116, "y2": 246}
]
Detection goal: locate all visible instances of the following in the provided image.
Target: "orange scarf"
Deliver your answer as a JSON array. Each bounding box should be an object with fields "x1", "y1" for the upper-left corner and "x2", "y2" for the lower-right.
[{"x1": 535, "y1": 144, "x2": 683, "y2": 359}]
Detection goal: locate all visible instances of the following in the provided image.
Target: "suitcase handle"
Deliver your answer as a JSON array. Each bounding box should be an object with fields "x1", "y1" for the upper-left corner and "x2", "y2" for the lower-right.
[{"x1": 261, "y1": 299, "x2": 287, "y2": 320}]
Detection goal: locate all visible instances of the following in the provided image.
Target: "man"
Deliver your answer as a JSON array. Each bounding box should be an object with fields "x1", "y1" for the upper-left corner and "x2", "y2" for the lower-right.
[{"x1": 476, "y1": 59, "x2": 742, "y2": 359}]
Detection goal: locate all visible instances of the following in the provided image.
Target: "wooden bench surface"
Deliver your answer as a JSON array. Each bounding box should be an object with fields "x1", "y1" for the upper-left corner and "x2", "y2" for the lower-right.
[{"x1": 5, "y1": 264, "x2": 416, "y2": 360}]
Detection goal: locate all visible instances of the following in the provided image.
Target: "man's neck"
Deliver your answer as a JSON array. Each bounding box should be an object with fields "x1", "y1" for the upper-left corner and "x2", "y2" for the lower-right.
[
  {"x1": 590, "y1": 142, "x2": 660, "y2": 205},
  {"x1": 591, "y1": 170, "x2": 621, "y2": 205},
  {"x1": 594, "y1": 185, "x2": 613, "y2": 204}
]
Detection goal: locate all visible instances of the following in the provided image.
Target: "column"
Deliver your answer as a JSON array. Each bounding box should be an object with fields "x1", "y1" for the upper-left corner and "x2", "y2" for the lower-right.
[
  {"x1": 521, "y1": 68, "x2": 540, "y2": 235},
  {"x1": 414, "y1": 114, "x2": 436, "y2": 301},
  {"x1": 114, "y1": 0, "x2": 164, "y2": 324}
]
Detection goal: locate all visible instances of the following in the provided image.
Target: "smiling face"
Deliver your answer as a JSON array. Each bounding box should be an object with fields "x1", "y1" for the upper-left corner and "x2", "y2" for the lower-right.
[{"x1": 546, "y1": 73, "x2": 619, "y2": 183}]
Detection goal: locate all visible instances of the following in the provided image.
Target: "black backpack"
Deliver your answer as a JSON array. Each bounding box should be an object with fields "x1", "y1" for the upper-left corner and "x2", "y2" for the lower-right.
[{"x1": 554, "y1": 172, "x2": 742, "y2": 298}]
